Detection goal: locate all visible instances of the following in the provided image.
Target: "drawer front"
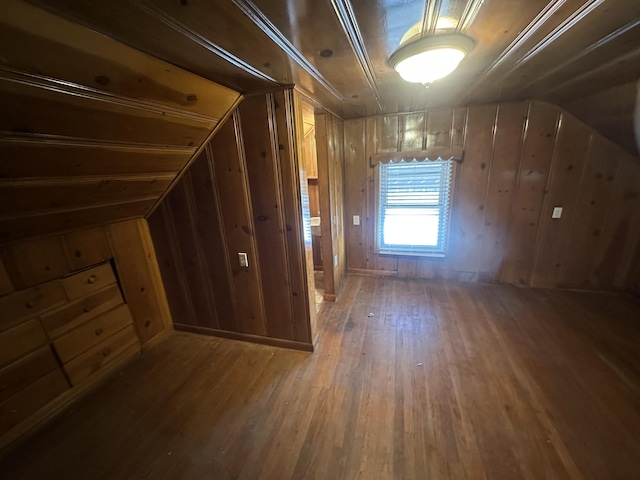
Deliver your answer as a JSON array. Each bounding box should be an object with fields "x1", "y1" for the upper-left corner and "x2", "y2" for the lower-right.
[
  {"x1": 0, "y1": 319, "x2": 49, "y2": 368},
  {"x1": 61, "y1": 263, "x2": 116, "y2": 301},
  {"x1": 0, "y1": 368, "x2": 69, "y2": 435},
  {"x1": 40, "y1": 284, "x2": 124, "y2": 339},
  {"x1": 0, "y1": 346, "x2": 59, "y2": 403},
  {"x1": 64, "y1": 325, "x2": 139, "y2": 386},
  {"x1": 0, "y1": 281, "x2": 66, "y2": 331},
  {"x1": 53, "y1": 304, "x2": 133, "y2": 363}
]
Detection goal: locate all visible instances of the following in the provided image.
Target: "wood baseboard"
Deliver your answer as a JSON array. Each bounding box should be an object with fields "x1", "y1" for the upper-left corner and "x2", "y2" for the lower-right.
[
  {"x1": 174, "y1": 324, "x2": 314, "y2": 352},
  {"x1": 348, "y1": 268, "x2": 397, "y2": 277}
]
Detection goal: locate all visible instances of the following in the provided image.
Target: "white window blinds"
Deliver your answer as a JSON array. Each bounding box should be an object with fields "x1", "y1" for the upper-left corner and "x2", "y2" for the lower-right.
[{"x1": 377, "y1": 159, "x2": 453, "y2": 256}]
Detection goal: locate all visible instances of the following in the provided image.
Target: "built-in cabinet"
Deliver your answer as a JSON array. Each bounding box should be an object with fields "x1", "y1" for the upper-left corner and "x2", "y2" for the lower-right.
[{"x1": 0, "y1": 219, "x2": 172, "y2": 450}]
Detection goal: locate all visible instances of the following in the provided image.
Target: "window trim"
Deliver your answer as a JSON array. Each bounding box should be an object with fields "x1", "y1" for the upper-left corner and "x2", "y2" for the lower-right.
[{"x1": 374, "y1": 158, "x2": 456, "y2": 258}]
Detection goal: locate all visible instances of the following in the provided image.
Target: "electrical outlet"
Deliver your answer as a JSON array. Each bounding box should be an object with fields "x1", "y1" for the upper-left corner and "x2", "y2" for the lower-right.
[
  {"x1": 353, "y1": 215, "x2": 360, "y2": 225},
  {"x1": 238, "y1": 252, "x2": 248, "y2": 267},
  {"x1": 334, "y1": 254, "x2": 338, "y2": 267},
  {"x1": 552, "y1": 207, "x2": 563, "y2": 219}
]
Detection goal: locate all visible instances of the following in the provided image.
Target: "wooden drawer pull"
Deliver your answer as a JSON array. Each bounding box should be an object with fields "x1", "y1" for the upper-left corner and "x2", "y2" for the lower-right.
[
  {"x1": 87, "y1": 275, "x2": 97, "y2": 284},
  {"x1": 25, "y1": 300, "x2": 36, "y2": 309},
  {"x1": 84, "y1": 306, "x2": 92, "y2": 313},
  {"x1": 102, "y1": 348, "x2": 111, "y2": 357},
  {"x1": 95, "y1": 328, "x2": 104, "y2": 336}
]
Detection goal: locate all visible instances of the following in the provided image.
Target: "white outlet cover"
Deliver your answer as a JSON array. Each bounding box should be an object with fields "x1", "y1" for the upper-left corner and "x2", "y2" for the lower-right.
[
  {"x1": 238, "y1": 252, "x2": 248, "y2": 267},
  {"x1": 353, "y1": 215, "x2": 360, "y2": 225},
  {"x1": 552, "y1": 207, "x2": 563, "y2": 219}
]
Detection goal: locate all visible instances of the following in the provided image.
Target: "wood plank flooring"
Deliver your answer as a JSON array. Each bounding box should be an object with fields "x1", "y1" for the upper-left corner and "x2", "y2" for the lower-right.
[{"x1": 1, "y1": 275, "x2": 639, "y2": 479}]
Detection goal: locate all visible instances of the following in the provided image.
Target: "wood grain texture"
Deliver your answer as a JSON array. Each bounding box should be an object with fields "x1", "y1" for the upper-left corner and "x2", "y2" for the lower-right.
[
  {"x1": 2, "y1": 275, "x2": 639, "y2": 478},
  {"x1": 343, "y1": 101, "x2": 640, "y2": 291},
  {"x1": 1, "y1": 236, "x2": 69, "y2": 289},
  {"x1": 148, "y1": 90, "x2": 314, "y2": 347},
  {"x1": 107, "y1": 219, "x2": 173, "y2": 347},
  {"x1": 0, "y1": 0, "x2": 241, "y2": 244}
]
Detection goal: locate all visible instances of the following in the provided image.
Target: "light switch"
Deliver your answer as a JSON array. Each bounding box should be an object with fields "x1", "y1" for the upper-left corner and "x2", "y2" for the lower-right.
[
  {"x1": 552, "y1": 207, "x2": 563, "y2": 219},
  {"x1": 238, "y1": 252, "x2": 248, "y2": 267},
  {"x1": 334, "y1": 254, "x2": 338, "y2": 267},
  {"x1": 353, "y1": 215, "x2": 360, "y2": 225}
]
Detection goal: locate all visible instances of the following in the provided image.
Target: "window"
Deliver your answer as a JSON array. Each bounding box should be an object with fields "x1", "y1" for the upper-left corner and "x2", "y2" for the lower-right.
[{"x1": 376, "y1": 159, "x2": 453, "y2": 257}]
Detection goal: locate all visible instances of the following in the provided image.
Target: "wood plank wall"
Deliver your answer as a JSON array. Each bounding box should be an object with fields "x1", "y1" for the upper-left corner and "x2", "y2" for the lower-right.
[
  {"x1": 343, "y1": 101, "x2": 640, "y2": 291},
  {"x1": 0, "y1": 219, "x2": 173, "y2": 349},
  {"x1": 0, "y1": 0, "x2": 240, "y2": 245},
  {"x1": 148, "y1": 90, "x2": 315, "y2": 351},
  {"x1": 315, "y1": 112, "x2": 347, "y2": 299}
]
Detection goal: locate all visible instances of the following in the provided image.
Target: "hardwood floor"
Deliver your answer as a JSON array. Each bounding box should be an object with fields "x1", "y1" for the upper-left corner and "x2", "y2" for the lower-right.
[{"x1": 1, "y1": 275, "x2": 639, "y2": 479}]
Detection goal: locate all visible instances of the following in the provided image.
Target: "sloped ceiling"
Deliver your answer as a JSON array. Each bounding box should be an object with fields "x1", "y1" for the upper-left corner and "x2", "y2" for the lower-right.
[
  {"x1": 26, "y1": 0, "x2": 640, "y2": 156},
  {"x1": 0, "y1": 0, "x2": 242, "y2": 244}
]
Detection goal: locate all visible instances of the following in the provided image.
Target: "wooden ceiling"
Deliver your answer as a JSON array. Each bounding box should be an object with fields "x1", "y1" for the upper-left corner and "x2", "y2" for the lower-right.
[
  {"x1": 26, "y1": 0, "x2": 640, "y2": 156},
  {"x1": 0, "y1": 0, "x2": 241, "y2": 244}
]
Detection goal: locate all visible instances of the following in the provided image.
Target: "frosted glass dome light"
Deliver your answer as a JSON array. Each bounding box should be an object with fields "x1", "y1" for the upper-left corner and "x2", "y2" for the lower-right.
[{"x1": 390, "y1": 34, "x2": 474, "y2": 85}]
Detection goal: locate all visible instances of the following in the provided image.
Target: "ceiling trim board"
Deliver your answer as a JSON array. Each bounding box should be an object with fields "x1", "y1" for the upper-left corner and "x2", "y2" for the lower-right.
[
  {"x1": 521, "y1": 17, "x2": 640, "y2": 92},
  {"x1": 0, "y1": 67, "x2": 219, "y2": 125},
  {"x1": 330, "y1": 0, "x2": 385, "y2": 112},
  {"x1": 131, "y1": 0, "x2": 279, "y2": 86},
  {"x1": 458, "y1": 0, "x2": 485, "y2": 32},
  {"x1": 231, "y1": 0, "x2": 345, "y2": 102},
  {"x1": 421, "y1": 0, "x2": 442, "y2": 37},
  {"x1": 468, "y1": 0, "x2": 567, "y2": 96},
  {"x1": 542, "y1": 48, "x2": 640, "y2": 98},
  {"x1": 0, "y1": 132, "x2": 197, "y2": 153},
  {"x1": 511, "y1": 0, "x2": 605, "y2": 69},
  {"x1": 0, "y1": 173, "x2": 176, "y2": 187}
]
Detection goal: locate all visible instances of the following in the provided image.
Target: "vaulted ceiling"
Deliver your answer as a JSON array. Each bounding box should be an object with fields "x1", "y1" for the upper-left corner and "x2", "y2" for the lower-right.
[{"x1": 26, "y1": 0, "x2": 640, "y2": 155}]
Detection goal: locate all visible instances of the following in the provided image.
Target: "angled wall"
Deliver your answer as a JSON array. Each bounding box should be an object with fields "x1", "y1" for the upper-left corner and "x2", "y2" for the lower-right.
[{"x1": 148, "y1": 90, "x2": 315, "y2": 350}]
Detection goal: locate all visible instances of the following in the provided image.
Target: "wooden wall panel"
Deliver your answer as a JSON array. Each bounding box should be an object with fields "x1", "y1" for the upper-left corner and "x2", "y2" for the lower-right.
[
  {"x1": 447, "y1": 105, "x2": 496, "y2": 276},
  {"x1": 148, "y1": 90, "x2": 314, "y2": 350},
  {"x1": 1, "y1": 237, "x2": 69, "y2": 289},
  {"x1": 343, "y1": 101, "x2": 640, "y2": 292},
  {"x1": 343, "y1": 120, "x2": 367, "y2": 271},
  {"x1": 240, "y1": 95, "x2": 294, "y2": 340},
  {"x1": 530, "y1": 114, "x2": 592, "y2": 288},
  {"x1": 274, "y1": 90, "x2": 313, "y2": 344},
  {"x1": 557, "y1": 137, "x2": 623, "y2": 287},
  {"x1": 499, "y1": 102, "x2": 559, "y2": 285},
  {"x1": 208, "y1": 114, "x2": 266, "y2": 337},
  {"x1": 478, "y1": 103, "x2": 527, "y2": 280},
  {"x1": 61, "y1": 227, "x2": 112, "y2": 271},
  {"x1": 0, "y1": 0, "x2": 241, "y2": 245},
  {"x1": 0, "y1": 258, "x2": 13, "y2": 296}
]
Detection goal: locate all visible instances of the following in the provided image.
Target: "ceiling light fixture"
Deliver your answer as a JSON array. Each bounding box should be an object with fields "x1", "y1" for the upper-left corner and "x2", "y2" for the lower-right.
[{"x1": 389, "y1": 33, "x2": 474, "y2": 85}]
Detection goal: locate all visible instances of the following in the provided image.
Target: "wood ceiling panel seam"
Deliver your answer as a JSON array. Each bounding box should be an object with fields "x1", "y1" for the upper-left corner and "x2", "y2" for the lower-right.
[
  {"x1": 519, "y1": 17, "x2": 640, "y2": 94},
  {"x1": 0, "y1": 132, "x2": 197, "y2": 154},
  {"x1": 130, "y1": 0, "x2": 279, "y2": 86},
  {"x1": 0, "y1": 67, "x2": 219, "y2": 125},
  {"x1": 0, "y1": 196, "x2": 162, "y2": 222},
  {"x1": 508, "y1": 0, "x2": 606, "y2": 71},
  {"x1": 0, "y1": 174, "x2": 177, "y2": 186},
  {"x1": 329, "y1": 0, "x2": 385, "y2": 112},
  {"x1": 231, "y1": 0, "x2": 345, "y2": 102},
  {"x1": 468, "y1": 0, "x2": 568, "y2": 97},
  {"x1": 540, "y1": 48, "x2": 640, "y2": 100},
  {"x1": 459, "y1": 0, "x2": 485, "y2": 32},
  {"x1": 421, "y1": 0, "x2": 442, "y2": 37}
]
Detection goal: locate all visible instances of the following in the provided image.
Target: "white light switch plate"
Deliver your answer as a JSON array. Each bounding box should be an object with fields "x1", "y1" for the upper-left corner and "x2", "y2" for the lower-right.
[
  {"x1": 238, "y1": 252, "x2": 248, "y2": 267},
  {"x1": 552, "y1": 207, "x2": 563, "y2": 219},
  {"x1": 353, "y1": 215, "x2": 360, "y2": 225}
]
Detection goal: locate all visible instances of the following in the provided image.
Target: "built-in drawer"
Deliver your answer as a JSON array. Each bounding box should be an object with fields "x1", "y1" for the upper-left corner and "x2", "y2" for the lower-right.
[
  {"x1": 40, "y1": 284, "x2": 124, "y2": 340},
  {"x1": 0, "y1": 319, "x2": 49, "y2": 368},
  {"x1": 64, "y1": 325, "x2": 139, "y2": 386},
  {"x1": 0, "y1": 281, "x2": 66, "y2": 331},
  {"x1": 61, "y1": 263, "x2": 116, "y2": 301},
  {"x1": 0, "y1": 346, "x2": 59, "y2": 403},
  {"x1": 53, "y1": 304, "x2": 133, "y2": 363}
]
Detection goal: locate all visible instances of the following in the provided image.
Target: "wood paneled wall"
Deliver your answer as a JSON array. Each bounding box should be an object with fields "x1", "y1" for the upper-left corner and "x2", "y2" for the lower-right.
[
  {"x1": 315, "y1": 112, "x2": 347, "y2": 299},
  {"x1": 343, "y1": 101, "x2": 640, "y2": 291},
  {"x1": 0, "y1": 219, "x2": 172, "y2": 349},
  {"x1": 0, "y1": 0, "x2": 240, "y2": 245},
  {"x1": 148, "y1": 90, "x2": 315, "y2": 351}
]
